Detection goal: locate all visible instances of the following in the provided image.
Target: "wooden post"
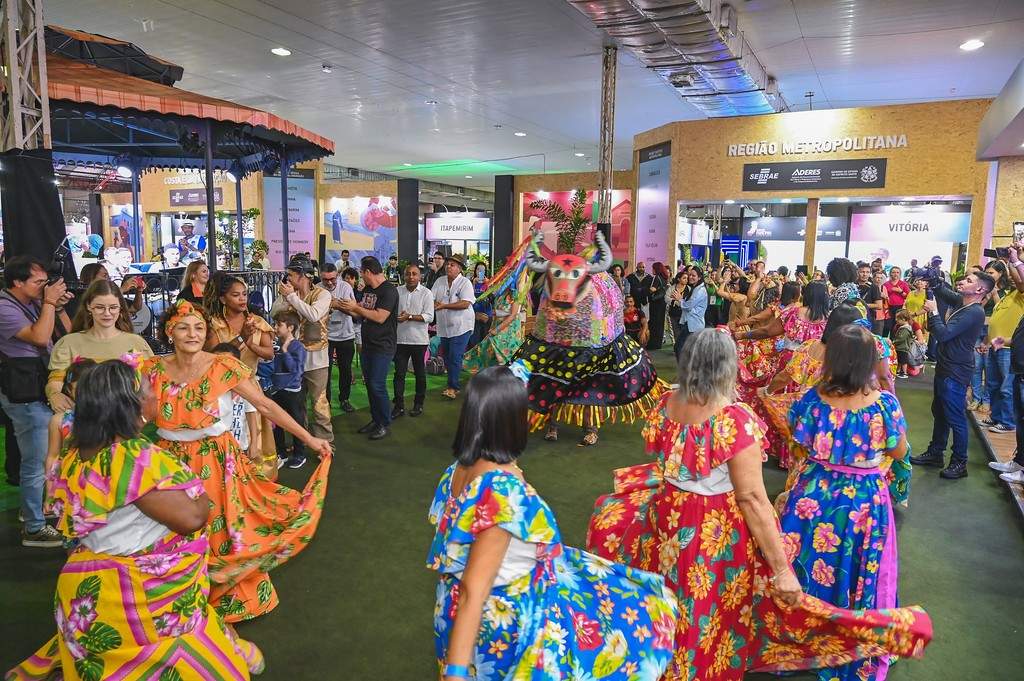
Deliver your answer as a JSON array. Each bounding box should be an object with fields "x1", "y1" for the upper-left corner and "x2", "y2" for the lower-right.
[{"x1": 804, "y1": 198, "x2": 819, "y2": 271}]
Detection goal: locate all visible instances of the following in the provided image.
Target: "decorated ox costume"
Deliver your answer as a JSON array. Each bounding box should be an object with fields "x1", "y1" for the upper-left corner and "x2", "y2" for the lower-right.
[{"x1": 482, "y1": 229, "x2": 665, "y2": 445}]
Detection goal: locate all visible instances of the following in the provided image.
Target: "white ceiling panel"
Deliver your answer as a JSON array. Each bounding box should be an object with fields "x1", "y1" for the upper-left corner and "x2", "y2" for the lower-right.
[{"x1": 38, "y1": 0, "x2": 1024, "y2": 188}]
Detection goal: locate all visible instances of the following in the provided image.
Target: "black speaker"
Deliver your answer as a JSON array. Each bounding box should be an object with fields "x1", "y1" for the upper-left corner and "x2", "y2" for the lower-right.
[{"x1": 0, "y1": 150, "x2": 66, "y2": 262}]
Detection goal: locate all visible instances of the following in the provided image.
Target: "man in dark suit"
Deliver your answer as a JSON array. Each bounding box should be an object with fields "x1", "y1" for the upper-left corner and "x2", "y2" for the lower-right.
[{"x1": 626, "y1": 261, "x2": 653, "y2": 315}]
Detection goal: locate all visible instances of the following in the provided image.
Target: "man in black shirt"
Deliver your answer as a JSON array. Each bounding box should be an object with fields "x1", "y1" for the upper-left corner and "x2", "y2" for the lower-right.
[
  {"x1": 857, "y1": 262, "x2": 884, "y2": 331},
  {"x1": 910, "y1": 271, "x2": 994, "y2": 479},
  {"x1": 626, "y1": 262, "x2": 653, "y2": 314},
  {"x1": 337, "y1": 256, "x2": 398, "y2": 440}
]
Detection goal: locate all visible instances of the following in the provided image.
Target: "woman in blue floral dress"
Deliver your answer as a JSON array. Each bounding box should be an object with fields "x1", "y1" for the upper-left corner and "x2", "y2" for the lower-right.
[
  {"x1": 778, "y1": 323, "x2": 911, "y2": 681},
  {"x1": 427, "y1": 366, "x2": 678, "y2": 681}
]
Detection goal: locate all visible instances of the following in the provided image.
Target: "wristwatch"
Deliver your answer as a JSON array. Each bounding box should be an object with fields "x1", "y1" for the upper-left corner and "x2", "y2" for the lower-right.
[{"x1": 235, "y1": 335, "x2": 246, "y2": 345}]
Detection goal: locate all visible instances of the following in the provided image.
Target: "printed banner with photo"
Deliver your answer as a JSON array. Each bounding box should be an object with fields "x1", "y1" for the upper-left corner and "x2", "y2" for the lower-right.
[
  {"x1": 323, "y1": 195, "x2": 397, "y2": 267},
  {"x1": 848, "y1": 205, "x2": 971, "y2": 271},
  {"x1": 520, "y1": 190, "x2": 631, "y2": 263}
]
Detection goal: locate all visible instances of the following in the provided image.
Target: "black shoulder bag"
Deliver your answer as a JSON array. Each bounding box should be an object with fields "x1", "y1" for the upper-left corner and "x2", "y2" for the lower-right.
[{"x1": 0, "y1": 293, "x2": 50, "y2": 403}]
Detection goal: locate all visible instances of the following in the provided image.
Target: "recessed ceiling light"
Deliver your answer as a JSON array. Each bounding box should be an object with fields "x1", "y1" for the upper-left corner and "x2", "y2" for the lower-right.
[
  {"x1": 837, "y1": 197, "x2": 849, "y2": 203},
  {"x1": 780, "y1": 198, "x2": 791, "y2": 203},
  {"x1": 513, "y1": 131, "x2": 527, "y2": 137},
  {"x1": 321, "y1": 63, "x2": 333, "y2": 74},
  {"x1": 402, "y1": 162, "x2": 413, "y2": 167},
  {"x1": 724, "y1": 199, "x2": 735, "y2": 204},
  {"x1": 574, "y1": 152, "x2": 585, "y2": 157},
  {"x1": 959, "y1": 39, "x2": 984, "y2": 51},
  {"x1": 425, "y1": 99, "x2": 438, "y2": 105},
  {"x1": 270, "y1": 47, "x2": 291, "y2": 56},
  {"x1": 432, "y1": 128, "x2": 440, "y2": 132},
  {"x1": 465, "y1": 175, "x2": 473, "y2": 179}
]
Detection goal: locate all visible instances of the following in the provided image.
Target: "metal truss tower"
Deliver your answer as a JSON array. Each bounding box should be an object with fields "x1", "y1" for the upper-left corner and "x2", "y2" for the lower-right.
[
  {"x1": 597, "y1": 45, "x2": 616, "y2": 225},
  {"x1": 1, "y1": 0, "x2": 51, "y2": 151}
]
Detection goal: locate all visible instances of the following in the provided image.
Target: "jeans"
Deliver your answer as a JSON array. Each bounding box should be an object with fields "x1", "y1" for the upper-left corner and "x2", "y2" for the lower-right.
[
  {"x1": 439, "y1": 330, "x2": 472, "y2": 391},
  {"x1": 925, "y1": 374, "x2": 970, "y2": 463},
  {"x1": 985, "y1": 348, "x2": 1014, "y2": 427},
  {"x1": 972, "y1": 348, "x2": 988, "y2": 405},
  {"x1": 361, "y1": 351, "x2": 394, "y2": 427},
  {"x1": 327, "y1": 339, "x2": 355, "y2": 403},
  {"x1": 0, "y1": 390, "x2": 50, "y2": 532},
  {"x1": 271, "y1": 389, "x2": 306, "y2": 460},
  {"x1": 393, "y1": 344, "x2": 427, "y2": 408},
  {"x1": 1, "y1": 405, "x2": 22, "y2": 485},
  {"x1": 1012, "y1": 375, "x2": 1024, "y2": 466},
  {"x1": 674, "y1": 325, "x2": 691, "y2": 359}
]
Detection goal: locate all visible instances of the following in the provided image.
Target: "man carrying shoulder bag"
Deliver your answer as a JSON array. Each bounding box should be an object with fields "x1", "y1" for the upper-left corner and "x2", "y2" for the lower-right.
[{"x1": 0, "y1": 256, "x2": 73, "y2": 547}]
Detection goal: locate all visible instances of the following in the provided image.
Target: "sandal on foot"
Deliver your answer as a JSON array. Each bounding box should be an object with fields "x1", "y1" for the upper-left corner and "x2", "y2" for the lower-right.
[
  {"x1": 543, "y1": 429, "x2": 558, "y2": 442},
  {"x1": 578, "y1": 431, "x2": 599, "y2": 447}
]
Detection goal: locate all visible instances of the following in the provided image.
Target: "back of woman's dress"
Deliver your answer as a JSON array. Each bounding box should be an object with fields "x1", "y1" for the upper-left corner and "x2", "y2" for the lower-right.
[
  {"x1": 427, "y1": 464, "x2": 678, "y2": 680},
  {"x1": 8, "y1": 438, "x2": 258, "y2": 680},
  {"x1": 778, "y1": 389, "x2": 909, "y2": 681},
  {"x1": 586, "y1": 394, "x2": 931, "y2": 681},
  {"x1": 144, "y1": 354, "x2": 332, "y2": 622}
]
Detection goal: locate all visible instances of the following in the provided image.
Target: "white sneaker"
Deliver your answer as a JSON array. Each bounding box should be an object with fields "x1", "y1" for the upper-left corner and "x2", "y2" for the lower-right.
[
  {"x1": 999, "y1": 470, "x2": 1024, "y2": 484},
  {"x1": 988, "y1": 460, "x2": 1024, "y2": 474}
]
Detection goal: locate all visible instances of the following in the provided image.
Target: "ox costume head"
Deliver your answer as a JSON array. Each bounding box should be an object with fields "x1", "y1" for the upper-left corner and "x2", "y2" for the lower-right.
[{"x1": 527, "y1": 230, "x2": 613, "y2": 315}]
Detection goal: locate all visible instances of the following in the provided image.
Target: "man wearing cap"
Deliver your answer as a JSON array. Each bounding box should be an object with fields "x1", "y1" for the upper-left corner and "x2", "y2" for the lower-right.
[
  {"x1": 431, "y1": 254, "x2": 476, "y2": 398},
  {"x1": 271, "y1": 255, "x2": 334, "y2": 447}
]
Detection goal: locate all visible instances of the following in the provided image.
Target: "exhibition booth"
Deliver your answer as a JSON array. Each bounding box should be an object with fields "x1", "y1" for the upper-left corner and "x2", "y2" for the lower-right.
[{"x1": 630, "y1": 98, "x2": 1024, "y2": 270}]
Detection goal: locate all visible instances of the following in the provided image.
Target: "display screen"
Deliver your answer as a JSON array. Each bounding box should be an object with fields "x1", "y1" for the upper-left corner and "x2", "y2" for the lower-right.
[{"x1": 425, "y1": 212, "x2": 491, "y2": 241}]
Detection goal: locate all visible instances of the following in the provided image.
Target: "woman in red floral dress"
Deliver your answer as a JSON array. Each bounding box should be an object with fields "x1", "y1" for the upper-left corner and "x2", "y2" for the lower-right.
[{"x1": 587, "y1": 329, "x2": 932, "y2": 681}]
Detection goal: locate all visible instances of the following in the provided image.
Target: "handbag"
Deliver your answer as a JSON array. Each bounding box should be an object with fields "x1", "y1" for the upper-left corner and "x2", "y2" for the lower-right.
[{"x1": 0, "y1": 293, "x2": 49, "y2": 404}]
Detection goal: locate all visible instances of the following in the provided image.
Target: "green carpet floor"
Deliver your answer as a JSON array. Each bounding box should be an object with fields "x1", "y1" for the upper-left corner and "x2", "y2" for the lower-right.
[{"x1": 1, "y1": 351, "x2": 1023, "y2": 678}]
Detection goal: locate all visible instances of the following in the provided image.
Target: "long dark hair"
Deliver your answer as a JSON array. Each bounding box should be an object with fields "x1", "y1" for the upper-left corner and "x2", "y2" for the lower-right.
[
  {"x1": 820, "y1": 324, "x2": 877, "y2": 396},
  {"x1": 684, "y1": 266, "x2": 704, "y2": 301},
  {"x1": 821, "y1": 303, "x2": 864, "y2": 344},
  {"x1": 69, "y1": 360, "x2": 146, "y2": 453},
  {"x1": 802, "y1": 281, "x2": 829, "y2": 322},
  {"x1": 206, "y1": 274, "x2": 246, "y2": 320},
  {"x1": 781, "y1": 281, "x2": 802, "y2": 307},
  {"x1": 71, "y1": 280, "x2": 133, "y2": 333},
  {"x1": 452, "y1": 366, "x2": 528, "y2": 465}
]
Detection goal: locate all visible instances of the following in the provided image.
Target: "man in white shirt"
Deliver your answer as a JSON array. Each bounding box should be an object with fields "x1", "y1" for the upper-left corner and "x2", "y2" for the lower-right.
[
  {"x1": 393, "y1": 264, "x2": 434, "y2": 418},
  {"x1": 270, "y1": 255, "x2": 334, "y2": 444},
  {"x1": 334, "y1": 249, "x2": 352, "y2": 273},
  {"x1": 431, "y1": 254, "x2": 476, "y2": 398},
  {"x1": 321, "y1": 263, "x2": 357, "y2": 413}
]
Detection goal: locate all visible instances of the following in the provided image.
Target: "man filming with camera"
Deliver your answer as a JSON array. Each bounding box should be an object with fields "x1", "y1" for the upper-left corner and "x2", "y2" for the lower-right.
[
  {"x1": 911, "y1": 268, "x2": 995, "y2": 480},
  {"x1": 0, "y1": 256, "x2": 73, "y2": 546}
]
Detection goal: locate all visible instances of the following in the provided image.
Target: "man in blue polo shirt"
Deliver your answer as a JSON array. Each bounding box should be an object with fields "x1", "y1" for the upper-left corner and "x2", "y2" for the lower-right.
[{"x1": 911, "y1": 270, "x2": 994, "y2": 480}]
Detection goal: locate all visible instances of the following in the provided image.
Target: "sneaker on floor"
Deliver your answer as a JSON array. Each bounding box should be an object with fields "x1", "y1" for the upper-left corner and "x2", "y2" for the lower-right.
[
  {"x1": 896, "y1": 372, "x2": 910, "y2": 379},
  {"x1": 989, "y1": 423, "x2": 1016, "y2": 434},
  {"x1": 285, "y1": 455, "x2": 307, "y2": 469},
  {"x1": 340, "y1": 400, "x2": 355, "y2": 413},
  {"x1": 980, "y1": 417, "x2": 997, "y2": 427},
  {"x1": 989, "y1": 460, "x2": 1024, "y2": 474},
  {"x1": 22, "y1": 525, "x2": 63, "y2": 548},
  {"x1": 910, "y1": 451, "x2": 945, "y2": 467},
  {"x1": 940, "y1": 460, "x2": 968, "y2": 479},
  {"x1": 277, "y1": 456, "x2": 290, "y2": 470},
  {"x1": 999, "y1": 470, "x2": 1024, "y2": 484}
]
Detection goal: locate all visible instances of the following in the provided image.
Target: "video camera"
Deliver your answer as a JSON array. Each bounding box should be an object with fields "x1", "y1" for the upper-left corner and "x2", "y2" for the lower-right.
[{"x1": 46, "y1": 239, "x2": 85, "y2": 293}]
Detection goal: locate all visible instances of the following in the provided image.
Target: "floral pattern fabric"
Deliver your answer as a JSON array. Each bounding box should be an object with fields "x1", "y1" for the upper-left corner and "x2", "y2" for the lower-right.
[
  {"x1": 586, "y1": 393, "x2": 932, "y2": 681},
  {"x1": 427, "y1": 464, "x2": 678, "y2": 680},
  {"x1": 8, "y1": 438, "x2": 257, "y2": 680},
  {"x1": 780, "y1": 306, "x2": 827, "y2": 347},
  {"x1": 734, "y1": 312, "x2": 783, "y2": 461},
  {"x1": 778, "y1": 388, "x2": 911, "y2": 681},
  {"x1": 145, "y1": 354, "x2": 332, "y2": 622}
]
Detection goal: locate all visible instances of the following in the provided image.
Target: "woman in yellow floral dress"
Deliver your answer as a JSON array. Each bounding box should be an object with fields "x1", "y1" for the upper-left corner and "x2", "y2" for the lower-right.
[
  {"x1": 587, "y1": 329, "x2": 932, "y2": 681},
  {"x1": 145, "y1": 300, "x2": 333, "y2": 622}
]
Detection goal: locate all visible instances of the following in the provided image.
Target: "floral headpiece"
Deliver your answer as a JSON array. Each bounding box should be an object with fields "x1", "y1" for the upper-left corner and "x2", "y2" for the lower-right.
[
  {"x1": 118, "y1": 352, "x2": 148, "y2": 391},
  {"x1": 164, "y1": 299, "x2": 204, "y2": 335},
  {"x1": 851, "y1": 318, "x2": 874, "y2": 330}
]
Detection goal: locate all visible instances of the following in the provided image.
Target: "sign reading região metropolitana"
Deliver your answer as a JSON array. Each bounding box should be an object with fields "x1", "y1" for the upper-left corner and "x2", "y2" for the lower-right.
[{"x1": 727, "y1": 135, "x2": 908, "y2": 157}]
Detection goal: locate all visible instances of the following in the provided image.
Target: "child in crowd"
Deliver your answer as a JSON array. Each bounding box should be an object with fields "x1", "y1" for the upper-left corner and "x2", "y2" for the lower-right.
[
  {"x1": 892, "y1": 309, "x2": 924, "y2": 378},
  {"x1": 211, "y1": 343, "x2": 265, "y2": 468},
  {"x1": 271, "y1": 310, "x2": 308, "y2": 469},
  {"x1": 44, "y1": 358, "x2": 97, "y2": 500}
]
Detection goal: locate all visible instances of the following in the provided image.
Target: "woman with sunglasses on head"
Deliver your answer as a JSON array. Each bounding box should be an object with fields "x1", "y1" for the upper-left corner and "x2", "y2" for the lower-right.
[
  {"x1": 9, "y1": 358, "x2": 264, "y2": 679},
  {"x1": 143, "y1": 300, "x2": 333, "y2": 624},
  {"x1": 588, "y1": 328, "x2": 931, "y2": 681},
  {"x1": 45, "y1": 280, "x2": 152, "y2": 413},
  {"x1": 428, "y1": 364, "x2": 678, "y2": 681}
]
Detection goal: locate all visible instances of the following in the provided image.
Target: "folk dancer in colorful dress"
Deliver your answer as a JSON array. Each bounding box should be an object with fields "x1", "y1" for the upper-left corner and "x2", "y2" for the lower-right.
[
  {"x1": 144, "y1": 300, "x2": 332, "y2": 622},
  {"x1": 587, "y1": 329, "x2": 932, "y2": 681},
  {"x1": 777, "y1": 322, "x2": 917, "y2": 681},
  {"x1": 428, "y1": 366, "x2": 679, "y2": 681},
  {"x1": 9, "y1": 359, "x2": 263, "y2": 680}
]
